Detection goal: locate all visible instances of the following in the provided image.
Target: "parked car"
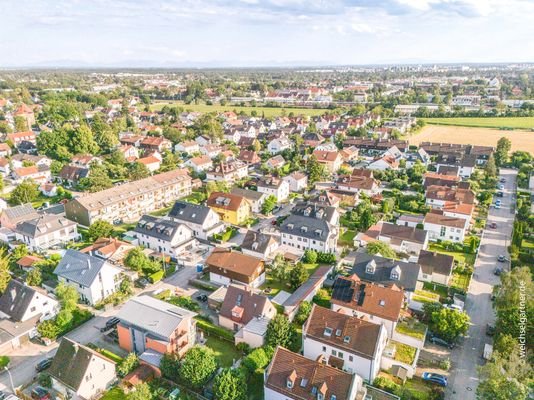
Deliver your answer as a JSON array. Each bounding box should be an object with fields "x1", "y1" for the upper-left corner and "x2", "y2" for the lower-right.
[
  {"x1": 135, "y1": 277, "x2": 150, "y2": 289},
  {"x1": 445, "y1": 304, "x2": 463, "y2": 312},
  {"x1": 35, "y1": 358, "x2": 53, "y2": 372},
  {"x1": 486, "y1": 324, "x2": 495, "y2": 336},
  {"x1": 31, "y1": 387, "x2": 51, "y2": 400},
  {"x1": 100, "y1": 317, "x2": 120, "y2": 332},
  {"x1": 494, "y1": 267, "x2": 503, "y2": 276},
  {"x1": 196, "y1": 294, "x2": 208, "y2": 302},
  {"x1": 422, "y1": 372, "x2": 448, "y2": 387},
  {"x1": 500, "y1": 178, "x2": 506, "y2": 183},
  {"x1": 494, "y1": 203, "x2": 501, "y2": 209},
  {"x1": 489, "y1": 222, "x2": 497, "y2": 229},
  {"x1": 497, "y1": 254, "x2": 507, "y2": 262},
  {"x1": 429, "y1": 335, "x2": 455, "y2": 349},
  {"x1": 498, "y1": 184, "x2": 504, "y2": 190},
  {"x1": 496, "y1": 191, "x2": 504, "y2": 198}
]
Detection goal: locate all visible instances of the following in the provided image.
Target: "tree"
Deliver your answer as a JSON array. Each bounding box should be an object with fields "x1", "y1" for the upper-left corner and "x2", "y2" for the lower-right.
[
  {"x1": 12, "y1": 244, "x2": 28, "y2": 260},
  {"x1": 56, "y1": 282, "x2": 79, "y2": 313},
  {"x1": 10, "y1": 179, "x2": 39, "y2": 205},
  {"x1": 269, "y1": 253, "x2": 289, "y2": 283},
  {"x1": 213, "y1": 368, "x2": 247, "y2": 400},
  {"x1": 91, "y1": 114, "x2": 118, "y2": 152},
  {"x1": 366, "y1": 241, "x2": 396, "y2": 259},
  {"x1": 190, "y1": 113, "x2": 223, "y2": 141},
  {"x1": 14, "y1": 116, "x2": 28, "y2": 131},
  {"x1": 124, "y1": 247, "x2": 161, "y2": 273},
  {"x1": 159, "y1": 352, "x2": 180, "y2": 381},
  {"x1": 127, "y1": 383, "x2": 152, "y2": 400},
  {"x1": 306, "y1": 155, "x2": 328, "y2": 184},
  {"x1": 266, "y1": 314, "x2": 296, "y2": 350},
  {"x1": 302, "y1": 249, "x2": 317, "y2": 264},
  {"x1": 26, "y1": 268, "x2": 42, "y2": 286},
  {"x1": 359, "y1": 207, "x2": 376, "y2": 231},
  {"x1": 485, "y1": 153, "x2": 497, "y2": 178},
  {"x1": 87, "y1": 220, "x2": 114, "y2": 241},
  {"x1": 80, "y1": 164, "x2": 113, "y2": 192},
  {"x1": 117, "y1": 353, "x2": 139, "y2": 377},
  {"x1": 495, "y1": 137, "x2": 511, "y2": 166},
  {"x1": 288, "y1": 262, "x2": 309, "y2": 290},
  {"x1": 428, "y1": 307, "x2": 470, "y2": 342},
  {"x1": 294, "y1": 301, "x2": 313, "y2": 325},
  {"x1": 0, "y1": 248, "x2": 11, "y2": 293},
  {"x1": 261, "y1": 195, "x2": 278, "y2": 215},
  {"x1": 129, "y1": 162, "x2": 151, "y2": 180},
  {"x1": 179, "y1": 346, "x2": 217, "y2": 388},
  {"x1": 70, "y1": 124, "x2": 99, "y2": 155}
]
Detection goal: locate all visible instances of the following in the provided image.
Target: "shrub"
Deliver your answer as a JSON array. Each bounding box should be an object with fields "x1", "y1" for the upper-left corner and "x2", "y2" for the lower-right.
[
  {"x1": 242, "y1": 347, "x2": 270, "y2": 373},
  {"x1": 236, "y1": 342, "x2": 251, "y2": 355},
  {"x1": 195, "y1": 318, "x2": 234, "y2": 341},
  {"x1": 0, "y1": 355, "x2": 10, "y2": 368},
  {"x1": 302, "y1": 250, "x2": 317, "y2": 264},
  {"x1": 372, "y1": 376, "x2": 401, "y2": 395},
  {"x1": 148, "y1": 270, "x2": 165, "y2": 283},
  {"x1": 167, "y1": 296, "x2": 200, "y2": 312},
  {"x1": 179, "y1": 346, "x2": 217, "y2": 388},
  {"x1": 316, "y1": 252, "x2": 336, "y2": 264},
  {"x1": 38, "y1": 373, "x2": 52, "y2": 388},
  {"x1": 117, "y1": 353, "x2": 139, "y2": 377},
  {"x1": 439, "y1": 358, "x2": 451, "y2": 371},
  {"x1": 294, "y1": 301, "x2": 312, "y2": 325}
]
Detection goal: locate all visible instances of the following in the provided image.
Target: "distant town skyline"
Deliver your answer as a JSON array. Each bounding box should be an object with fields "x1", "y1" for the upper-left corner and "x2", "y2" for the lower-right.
[{"x1": 1, "y1": 0, "x2": 534, "y2": 67}]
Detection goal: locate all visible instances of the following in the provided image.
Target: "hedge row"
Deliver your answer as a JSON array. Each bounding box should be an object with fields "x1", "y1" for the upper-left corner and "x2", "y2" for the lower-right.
[{"x1": 195, "y1": 318, "x2": 234, "y2": 341}]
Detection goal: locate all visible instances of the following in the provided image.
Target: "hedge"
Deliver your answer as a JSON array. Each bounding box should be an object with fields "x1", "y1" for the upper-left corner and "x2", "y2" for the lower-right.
[
  {"x1": 242, "y1": 347, "x2": 271, "y2": 373},
  {"x1": 195, "y1": 318, "x2": 234, "y2": 341},
  {"x1": 149, "y1": 270, "x2": 165, "y2": 283}
]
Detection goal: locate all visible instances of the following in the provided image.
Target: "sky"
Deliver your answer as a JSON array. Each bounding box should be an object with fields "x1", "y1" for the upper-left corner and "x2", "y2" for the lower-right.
[{"x1": 1, "y1": 0, "x2": 534, "y2": 67}]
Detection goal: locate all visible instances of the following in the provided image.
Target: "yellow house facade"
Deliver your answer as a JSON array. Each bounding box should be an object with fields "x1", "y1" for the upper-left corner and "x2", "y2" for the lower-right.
[{"x1": 207, "y1": 191, "x2": 251, "y2": 225}]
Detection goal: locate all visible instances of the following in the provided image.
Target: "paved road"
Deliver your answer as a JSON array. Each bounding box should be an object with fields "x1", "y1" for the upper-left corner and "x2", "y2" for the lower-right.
[{"x1": 446, "y1": 168, "x2": 517, "y2": 399}]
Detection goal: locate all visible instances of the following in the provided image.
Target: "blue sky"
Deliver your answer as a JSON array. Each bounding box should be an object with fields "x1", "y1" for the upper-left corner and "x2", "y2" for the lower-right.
[{"x1": 1, "y1": 0, "x2": 533, "y2": 67}]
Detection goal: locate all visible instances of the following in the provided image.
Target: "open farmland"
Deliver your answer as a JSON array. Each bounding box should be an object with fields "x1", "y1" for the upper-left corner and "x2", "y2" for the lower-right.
[
  {"x1": 150, "y1": 100, "x2": 328, "y2": 117},
  {"x1": 422, "y1": 116, "x2": 534, "y2": 130},
  {"x1": 410, "y1": 125, "x2": 534, "y2": 153}
]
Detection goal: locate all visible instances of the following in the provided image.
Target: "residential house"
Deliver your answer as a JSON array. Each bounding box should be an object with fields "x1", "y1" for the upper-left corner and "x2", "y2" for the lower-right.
[
  {"x1": 335, "y1": 169, "x2": 379, "y2": 196},
  {"x1": 267, "y1": 137, "x2": 292, "y2": 154},
  {"x1": 39, "y1": 183, "x2": 58, "y2": 197},
  {"x1": 417, "y1": 250, "x2": 455, "y2": 286},
  {"x1": 284, "y1": 171, "x2": 308, "y2": 192},
  {"x1": 117, "y1": 296, "x2": 197, "y2": 366},
  {"x1": 134, "y1": 215, "x2": 195, "y2": 259},
  {"x1": 264, "y1": 346, "x2": 363, "y2": 400},
  {"x1": 331, "y1": 275, "x2": 405, "y2": 338},
  {"x1": 207, "y1": 191, "x2": 252, "y2": 225},
  {"x1": 137, "y1": 155, "x2": 162, "y2": 173},
  {"x1": 48, "y1": 338, "x2": 117, "y2": 400},
  {"x1": 65, "y1": 170, "x2": 192, "y2": 227},
  {"x1": 313, "y1": 150, "x2": 343, "y2": 174},
  {"x1": 0, "y1": 279, "x2": 59, "y2": 353},
  {"x1": 0, "y1": 158, "x2": 10, "y2": 175},
  {"x1": 355, "y1": 222, "x2": 428, "y2": 256},
  {"x1": 0, "y1": 143, "x2": 12, "y2": 157},
  {"x1": 185, "y1": 155, "x2": 213, "y2": 173},
  {"x1": 0, "y1": 203, "x2": 39, "y2": 229},
  {"x1": 54, "y1": 249, "x2": 123, "y2": 305},
  {"x1": 425, "y1": 185, "x2": 475, "y2": 221},
  {"x1": 205, "y1": 247, "x2": 266, "y2": 288},
  {"x1": 436, "y1": 153, "x2": 476, "y2": 178},
  {"x1": 14, "y1": 104, "x2": 36, "y2": 128},
  {"x1": 71, "y1": 154, "x2": 101, "y2": 168},
  {"x1": 11, "y1": 153, "x2": 52, "y2": 169},
  {"x1": 303, "y1": 305, "x2": 387, "y2": 382},
  {"x1": 168, "y1": 201, "x2": 225, "y2": 240},
  {"x1": 206, "y1": 161, "x2": 248, "y2": 183},
  {"x1": 140, "y1": 136, "x2": 172, "y2": 152},
  {"x1": 257, "y1": 176, "x2": 290, "y2": 202},
  {"x1": 230, "y1": 187, "x2": 266, "y2": 214},
  {"x1": 368, "y1": 155, "x2": 399, "y2": 171},
  {"x1": 12, "y1": 165, "x2": 50, "y2": 184},
  {"x1": 266, "y1": 155, "x2": 286, "y2": 170},
  {"x1": 423, "y1": 172, "x2": 461, "y2": 189},
  {"x1": 200, "y1": 144, "x2": 222, "y2": 158},
  {"x1": 350, "y1": 253, "x2": 422, "y2": 293},
  {"x1": 14, "y1": 214, "x2": 79, "y2": 251},
  {"x1": 279, "y1": 202, "x2": 339, "y2": 253},
  {"x1": 340, "y1": 146, "x2": 359, "y2": 163},
  {"x1": 81, "y1": 237, "x2": 135, "y2": 266},
  {"x1": 423, "y1": 210, "x2": 469, "y2": 243},
  {"x1": 404, "y1": 148, "x2": 430, "y2": 168},
  {"x1": 7, "y1": 131, "x2": 36, "y2": 147},
  {"x1": 396, "y1": 214, "x2": 424, "y2": 228},
  {"x1": 175, "y1": 140, "x2": 200, "y2": 155},
  {"x1": 118, "y1": 145, "x2": 140, "y2": 162},
  {"x1": 238, "y1": 150, "x2": 261, "y2": 166},
  {"x1": 58, "y1": 165, "x2": 90, "y2": 186},
  {"x1": 219, "y1": 285, "x2": 277, "y2": 348},
  {"x1": 241, "y1": 230, "x2": 279, "y2": 260}
]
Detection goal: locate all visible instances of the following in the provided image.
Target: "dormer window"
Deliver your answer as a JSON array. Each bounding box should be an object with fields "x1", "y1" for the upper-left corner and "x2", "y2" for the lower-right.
[
  {"x1": 287, "y1": 370, "x2": 297, "y2": 389},
  {"x1": 331, "y1": 396, "x2": 337, "y2": 400},
  {"x1": 324, "y1": 327, "x2": 333, "y2": 337},
  {"x1": 379, "y1": 299, "x2": 386, "y2": 306},
  {"x1": 343, "y1": 336, "x2": 350, "y2": 343},
  {"x1": 335, "y1": 329, "x2": 342, "y2": 337},
  {"x1": 366, "y1": 260, "x2": 376, "y2": 274},
  {"x1": 318, "y1": 394, "x2": 324, "y2": 400},
  {"x1": 390, "y1": 265, "x2": 401, "y2": 280},
  {"x1": 301, "y1": 226, "x2": 308, "y2": 233}
]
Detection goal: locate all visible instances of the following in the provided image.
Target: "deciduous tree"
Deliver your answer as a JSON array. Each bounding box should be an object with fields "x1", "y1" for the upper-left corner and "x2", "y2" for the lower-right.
[{"x1": 179, "y1": 346, "x2": 217, "y2": 388}]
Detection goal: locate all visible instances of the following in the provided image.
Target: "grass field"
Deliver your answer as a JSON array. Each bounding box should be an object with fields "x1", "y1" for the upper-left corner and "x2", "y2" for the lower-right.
[
  {"x1": 150, "y1": 100, "x2": 328, "y2": 117},
  {"x1": 410, "y1": 125, "x2": 534, "y2": 153},
  {"x1": 422, "y1": 116, "x2": 534, "y2": 129}
]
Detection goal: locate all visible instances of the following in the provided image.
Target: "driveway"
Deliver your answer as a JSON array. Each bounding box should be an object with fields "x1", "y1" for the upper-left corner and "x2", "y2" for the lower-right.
[{"x1": 446, "y1": 168, "x2": 517, "y2": 399}]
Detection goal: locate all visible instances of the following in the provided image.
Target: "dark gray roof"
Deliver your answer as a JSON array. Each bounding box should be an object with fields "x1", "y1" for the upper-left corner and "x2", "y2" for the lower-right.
[
  {"x1": 291, "y1": 201, "x2": 336, "y2": 225},
  {"x1": 134, "y1": 215, "x2": 186, "y2": 241},
  {"x1": 351, "y1": 253, "x2": 420, "y2": 292},
  {"x1": 418, "y1": 250, "x2": 454, "y2": 276},
  {"x1": 168, "y1": 201, "x2": 212, "y2": 225},
  {"x1": 241, "y1": 230, "x2": 278, "y2": 254},
  {"x1": 48, "y1": 338, "x2": 114, "y2": 391},
  {"x1": 54, "y1": 249, "x2": 109, "y2": 287},
  {"x1": 14, "y1": 214, "x2": 76, "y2": 238},
  {"x1": 2, "y1": 203, "x2": 39, "y2": 222},
  {"x1": 280, "y1": 214, "x2": 332, "y2": 241},
  {"x1": 0, "y1": 279, "x2": 36, "y2": 322},
  {"x1": 230, "y1": 187, "x2": 265, "y2": 201}
]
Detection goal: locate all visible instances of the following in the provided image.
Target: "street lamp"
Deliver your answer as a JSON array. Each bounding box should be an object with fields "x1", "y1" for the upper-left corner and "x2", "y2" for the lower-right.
[{"x1": 3, "y1": 366, "x2": 15, "y2": 394}]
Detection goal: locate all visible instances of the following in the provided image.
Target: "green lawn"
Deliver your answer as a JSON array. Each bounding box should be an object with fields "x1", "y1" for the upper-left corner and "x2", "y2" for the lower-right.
[
  {"x1": 339, "y1": 229, "x2": 356, "y2": 246},
  {"x1": 205, "y1": 336, "x2": 241, "y2": 367},
  {"x1": 101, "y1": 387, "x2": 127, "y2": 400},
  {"x1": 262, "y1": 263, "x2": 321, "y2": 296},
  {"x1": 451, "y1": 272, "x2": 471, "y2": 292},
  {"x1": 248, "y1": 369, "x2": 265, "y2": 400},
  {"x1": 150, "y1": 101, "x2": 328, "y2": 117},
  {"x1": 428, "y1": 243, "x2": 475, "y2": 266},
  {"x1": 422, "y1": 116, "x2": 534, "y2": 129},
  {"x1": 422, "y1": 281, "x2": 449, "y2": 300},
  {"x1": 392, "y1": 341, "x2": 417, "y2": 365},
  {"x1": 395, "y1": 319, "x2": 427, "y2": 340},
  {"x1": 182, "y1": 191, "x2": 206, "y2": 205},
  {"x1": 404, "y1": 376, "x2": 434, "y2": 400}
]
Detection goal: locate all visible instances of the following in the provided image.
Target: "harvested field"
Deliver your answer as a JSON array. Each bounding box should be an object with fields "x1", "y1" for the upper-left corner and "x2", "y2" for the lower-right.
[{"x1": 409, "y1": 125, "x2": 534, "y2": 153}]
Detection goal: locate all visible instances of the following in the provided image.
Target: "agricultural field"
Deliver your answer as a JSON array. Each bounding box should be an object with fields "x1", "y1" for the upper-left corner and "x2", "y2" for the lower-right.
[
  {"x1": 410, "y1": 125, "x2": 534, "y2": 153},
  {"x1": 422, "y1": 116, "x2": 534, "y2": 129},
  {"x1": 150, "y1": 100, "x2": 329, "y2": 117}
]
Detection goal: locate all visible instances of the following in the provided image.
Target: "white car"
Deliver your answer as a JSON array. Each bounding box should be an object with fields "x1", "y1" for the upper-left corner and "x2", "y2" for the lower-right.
[{"x1": 445, "y1": 304, "x2": 464, "y2": 312}]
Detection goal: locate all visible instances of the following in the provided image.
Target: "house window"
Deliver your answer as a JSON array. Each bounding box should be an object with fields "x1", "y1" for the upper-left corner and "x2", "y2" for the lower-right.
[
  {"x1": 349, "y1": 355, "x2": 353, "y2": 362},
  {"x1": 440, "y1": 226, "x2": 446, "y2": 236},
  {"x1": 337, "y1": 352, "x2": 344, "y2": 359},
  {"x1": 331, "y1": 349, "x2": 336, "y2": 356},
  {"x1": 322, "y1": 346, "x2": 326, "y2": 352},
  {"x1": 30, "y1": 306, "x2": 36, "y2": 312}
]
